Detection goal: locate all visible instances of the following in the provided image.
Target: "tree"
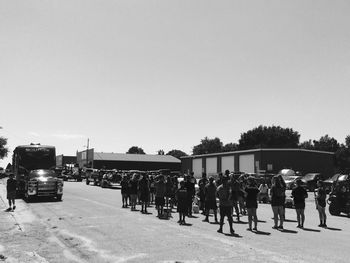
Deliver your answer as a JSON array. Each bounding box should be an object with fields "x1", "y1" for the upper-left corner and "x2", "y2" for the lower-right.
[
  {"x1": 126, "y1": 146, "x2": 145, "y2": 154},
  {"x1": 0, "y1": 137, "x2": 8, "y2": 160},
  {"x1": 192, "y1": 137, "x2": 223, "y2": 155},
  {"x1": 222, "y1": 143, "x2": 238, "y2": 152},
  {"x1": 238, "y1": 125, "x2": 300, "y2": 149},
  {"x1": 166, "y1": 149, "x2": 188, "y2": 159},
  {"x1": 345, "y1": 135, "x2": 350, "y2": 148},
  {"x1": 157, "y1": 149, "x2": 165, "y2": 155},
  {"x1": 313, "y1": 135, "x2": 340, "y2": 152},
  {"x1": 335, "y1": 146, "x2": 350, "y2": 173},
  {"x1": 299, "y1": 140, "x2": 314, "y2": 150}
]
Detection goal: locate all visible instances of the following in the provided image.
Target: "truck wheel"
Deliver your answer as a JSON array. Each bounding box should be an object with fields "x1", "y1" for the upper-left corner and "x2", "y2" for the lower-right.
[
  {"x1": 329, "y1": 202, "x2": 340, "y2": 216},
  {"x1": 56, "y1": 195, "x2": 63, "y2": 201}
]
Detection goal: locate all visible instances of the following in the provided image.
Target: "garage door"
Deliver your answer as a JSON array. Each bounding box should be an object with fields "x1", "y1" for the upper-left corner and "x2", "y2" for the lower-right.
[
  {"x1": 206, "y1": 157, "x2": 217, "y2": 176},
  {"x1": 221, "y1": 156, "x2": 235, "y2": 174},
  {"x1": 193, "y1": 158, "x2": 202, "y2": 177},
  {"x1": 239, "y1": 154, "x2": 255, "y2": 173}
]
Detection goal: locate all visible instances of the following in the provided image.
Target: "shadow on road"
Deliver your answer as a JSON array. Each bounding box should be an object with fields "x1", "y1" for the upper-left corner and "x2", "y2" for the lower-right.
[
  {"x1": 253, "y1": 230, "x2": 271, "y2": 235},
  {"x1": 280, "y1": 229, "x2": 298, "y2": 234},
  {"x1": 301, "y1": 227, "x2": 321, "y2": 232},
  {"x1": 325, "y1": 227, "x2": 342, "y2": 231},
  {"x1": 224, "y1": 233, "x2": 242, "y2": 238},
  {"x1": 284, "y1": 219, "x2": 298, "y2": 223},
  {"x1": 209, "y1": 222, "x2": 220, "y2": 225},
  {"x1": 234, "y1": 220, "x2": 248, "y2": 224},
  {"x1": 258, "y1": 220, "x2": 267, "y2": 223}
]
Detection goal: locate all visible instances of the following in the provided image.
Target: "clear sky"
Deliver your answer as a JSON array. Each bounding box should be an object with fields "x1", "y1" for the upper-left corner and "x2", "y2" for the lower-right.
[{"x1": 1, "y1": 0, "x2": 350, "y2": 167}]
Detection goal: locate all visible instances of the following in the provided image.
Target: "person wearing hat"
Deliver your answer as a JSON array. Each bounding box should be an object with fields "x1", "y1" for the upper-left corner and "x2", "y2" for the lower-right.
[
  {"x1": 6, "y1": 173, "x2": 17, "y2": 212},
  {"x1": 291, "y1": 179, "x2": 308, "y2": 228}
]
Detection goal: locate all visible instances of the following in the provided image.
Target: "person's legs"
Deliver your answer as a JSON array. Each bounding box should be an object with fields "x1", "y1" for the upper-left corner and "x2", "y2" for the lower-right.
[
  {"x1": 218, "y1": 206, "x2": 224, "y2": 233},
  {"x1": 278, "y1": 206, "x2": 284, "y2": 228},
  {"x1": 247, "y1": 208, "x2": 253, "y2": 230},
  {"x1": 300, "y1": 209, "x2": 305, "y2": 227},
  {"x1": 317, "y1": 205, "x2": 323, "y2": 226},
  {"x1": 233, "y1": 201, "x2": 240, "y2": 221},
  {"x1": 295, "y1": 209, "x2": 301, "y2": 227},
  {"x1": 252, "y1": 208, "x2": 258, "y2": 230},
  {"x1": 227, "y1": 208, "x2": 234, "y2": 234},
  {"x1": 272, "y1": 206, "x2": 278, "y2": 228}
]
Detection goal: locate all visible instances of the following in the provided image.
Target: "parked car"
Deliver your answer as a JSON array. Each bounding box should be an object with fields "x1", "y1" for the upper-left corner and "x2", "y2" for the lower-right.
[
  {"x1": 85, "y1": 168, "x2": 100, "y2": 185},
  {"x1": 282, "y1": 175, "x2": 302, "y2": 190},
  {"x1": 324, "y1": 174, "x2": 341, "y2": 193},
  {"x1": 328, "y1": 174, "x2": 350, "y2": 216},
  {"x1": 301, "y1": 173, "x2": 321, "y2": 191},
  {"x1": 100, "y1": 170, "x2": 121, "y2": 188}
]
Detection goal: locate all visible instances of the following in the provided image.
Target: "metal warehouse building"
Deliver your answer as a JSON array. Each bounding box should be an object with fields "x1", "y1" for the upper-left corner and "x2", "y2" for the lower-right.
[
  {"x1": 181, "y1": 148, "x2": 335, "y2": 179},
  {"x1": 76, "y1": 148, "x2": 181, "y2": 171}
]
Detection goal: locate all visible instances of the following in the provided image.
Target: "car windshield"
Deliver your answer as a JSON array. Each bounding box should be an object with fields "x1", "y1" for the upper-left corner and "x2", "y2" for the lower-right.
[
  {"x1": 338, "y1": 174, "x2": 348, "y2": 181},
  {"x1": 303, "y1": 174, "x2": 317, "y2": 180},
  {"x1": 326, "y1": 174, "x2": 340, "y2": 182},
  {"x1": 282, "y1": 175, "x2": 297, "y2": 181}
]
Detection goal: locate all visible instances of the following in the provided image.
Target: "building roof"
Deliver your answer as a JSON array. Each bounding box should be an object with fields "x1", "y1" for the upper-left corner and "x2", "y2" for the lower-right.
[
  {"x1": 181, "y1": 148, "x2": 335, "y2": 159},
  {"x1": 93, "y1": 152, "x2": 181, "y2": 163}
]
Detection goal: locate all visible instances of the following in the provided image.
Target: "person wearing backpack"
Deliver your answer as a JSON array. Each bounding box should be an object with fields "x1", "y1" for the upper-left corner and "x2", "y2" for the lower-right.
[{"x1": 270, "y1": 176, "x2": 286, "y2": 229}]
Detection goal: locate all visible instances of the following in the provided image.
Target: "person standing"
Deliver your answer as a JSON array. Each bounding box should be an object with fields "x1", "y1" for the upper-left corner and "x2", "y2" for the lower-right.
[
  {"x1": 6, "y1": 173, "x2": 17, "y2": 212},
  {"x1": 316, "y1": 181, "x2": 327, "y2": 227},
  {"x1": 128, "y1": 174, "x2": 138, "y2": 211},
  {"x1": 203, "y1": 177, "x2": 218, "y2": 223},
  {"x1": 184, "y1": 173, "x2": 195, "y2": 217},
  {"x1": 198, "y1": 173, "x2": 208, "y2": 214},
  {"x1": 270, "y1": 176, "x2": 286, "y2": 229},
  {"x1": 120, "y1": 175, "x2": 129, "y2": 208},
  {"x1": 230, "y1": 174, "x2": 241, "y2": 222},
  {"x1": 176, "y1": 181, "x2": 188, "y2": 225},
  {"x1": 155, "y1": 175, "x2": 166, "y2": 217},
  {"x1": 216, "y1": 177, "x2": 235, "y2": 234},
  {"x1": 245, "y1": 177, "x2": 260, "y2": 231},
  {"x1": 138, "y1": 173, "x2": 150, "y2": 213},
  {"x1": 291, "y1": 179, "x2": 308, "y2": 228}
]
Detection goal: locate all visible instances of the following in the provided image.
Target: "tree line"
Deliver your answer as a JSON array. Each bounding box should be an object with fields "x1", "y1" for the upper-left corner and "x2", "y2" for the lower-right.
[{"x1": 126, "y1": 125, "x2": 350, "y2": 172}]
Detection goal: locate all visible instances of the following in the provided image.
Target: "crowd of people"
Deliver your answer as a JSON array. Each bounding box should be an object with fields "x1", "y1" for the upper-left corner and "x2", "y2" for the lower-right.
[{"x1": 118, "y1": 170, "x2": 330, "y2": 234}]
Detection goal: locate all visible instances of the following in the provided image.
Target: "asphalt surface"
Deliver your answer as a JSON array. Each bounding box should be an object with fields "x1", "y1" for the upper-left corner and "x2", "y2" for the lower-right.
[{"x1": 1, "y1": 179, "x2": 350, "y2": 263}]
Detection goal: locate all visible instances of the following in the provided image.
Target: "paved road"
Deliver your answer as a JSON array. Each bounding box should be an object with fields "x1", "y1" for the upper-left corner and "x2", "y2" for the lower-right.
[{"x1": 1, "y1": 179, "x2": 350, "y2": 263}]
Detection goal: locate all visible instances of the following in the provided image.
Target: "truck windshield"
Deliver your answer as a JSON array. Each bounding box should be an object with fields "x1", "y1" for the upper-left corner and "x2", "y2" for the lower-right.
[{"x1": 18, "y1": 148, "x2": 56, "y2": 172}]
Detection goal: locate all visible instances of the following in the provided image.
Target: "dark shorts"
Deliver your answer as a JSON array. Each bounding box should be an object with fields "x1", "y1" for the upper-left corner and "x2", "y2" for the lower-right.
[
  {"x1": 177, "y1": 202, "x2": 187, "y2": 213},
  {"x1": 140, "y1": 192, "x2": 149, "y2": 202},
  {"x1": 294, "y1": 202, "x2": 305, "y2": 209},
  {"x1": 7, "y1": 191, "x2": 16, "y2": 200},
  {"x1": 205, "y1": 200, "x2": 217, "y2": 210},
  {"x1": 219, "y1": 206, "x2": 232, "y2": 219},
  {"x1": 155, "y1": 196, "x2": 165, "y2": 207}
]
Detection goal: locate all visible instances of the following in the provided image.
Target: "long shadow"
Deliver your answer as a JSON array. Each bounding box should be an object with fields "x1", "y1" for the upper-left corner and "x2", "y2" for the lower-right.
[
  {"x1": 224, "y1": 233, "x2": 242, "y2": 238},
  {"x1": 188, "y1": 215, "x2": 199, "y2": 219},
  {"x1": 181, "y1": 222, "x2": 193, "y2": 226},
  {"x1": 258, "y1": 220, "x2": 267, "y2": 223},
  {"x1": 284, "y1": 219, "x2": 298, "y2": 223},
  {"x1": 234, "y1": 220, "x2": 248, "y2": 224},
  {"x1": 325, "y1": 227, "x2": 342, "y2": 231},
  {"x1": 209, "y1": 222, "x2": 220, "y2": 225},
  {"x1": 302, "y1": 227, "x2": 321, "y2": 232},
  {"x1": 253, "y1": 230, "x2": 271, "y2": 235},
  {"x1": 280, "y1": 229, "x2": 298, "y2": 234}
]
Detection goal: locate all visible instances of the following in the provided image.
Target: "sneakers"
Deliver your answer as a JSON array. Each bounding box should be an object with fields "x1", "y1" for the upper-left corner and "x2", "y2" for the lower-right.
[
  {"x1": 5, "y1": 207, "x2": 11, "y2": 212},
  {"x1": 278, "y1": 225, "x2": 284, "y2": 230},
  {"x1": 12, "y1": 206, "x2": 16, "y2": 211},
  {"x1": 253, "y1": 227, "x2": 257, "y2": 231},
  {"x1": 230, "y1": 229, "x2": 235, "y2": 235},
  {"x1": 202, "y1": 218, "x2": 209, "y2": 222},
  {"x1": 217, "y1": 228, "x2": 223, "y2": 233},
  {"x1": 272, "y1": 226, "x2": 278, "y2": 229}
]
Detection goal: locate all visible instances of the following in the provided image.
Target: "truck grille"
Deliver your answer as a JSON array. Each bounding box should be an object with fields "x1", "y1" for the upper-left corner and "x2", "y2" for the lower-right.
[{"x1": 37, "y1": 181, "x2": 56, "y2": 196}]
